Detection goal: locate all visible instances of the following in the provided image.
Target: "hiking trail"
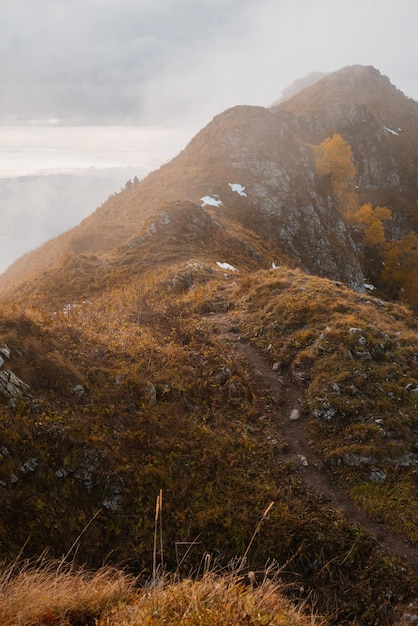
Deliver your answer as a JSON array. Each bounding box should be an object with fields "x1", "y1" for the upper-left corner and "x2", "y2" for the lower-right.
[{"x1": 205, "y1": 311, "x2": 418, "y2": 577}]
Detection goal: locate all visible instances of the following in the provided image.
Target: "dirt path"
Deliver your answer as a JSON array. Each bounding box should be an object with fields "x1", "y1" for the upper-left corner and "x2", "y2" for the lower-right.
[{"x1": 205, "y1": 312, "x2": 418, "y2": 577}]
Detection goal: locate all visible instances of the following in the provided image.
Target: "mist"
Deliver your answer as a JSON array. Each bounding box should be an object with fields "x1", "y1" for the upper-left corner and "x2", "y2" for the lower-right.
[
  {"x1": 0, "y1": 169, "x2": 140, "y2": 274},
  {"x1": 1, "y1": 0, "x2": 418, "y2": 128}
]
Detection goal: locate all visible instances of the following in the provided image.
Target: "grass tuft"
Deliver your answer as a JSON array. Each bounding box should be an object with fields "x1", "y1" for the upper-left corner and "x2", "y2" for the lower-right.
[
  {"x1": 102, "y1": 573, "x2": 324, "y2": 625},
  {"x1": 0, "y1": 556, "x2": 134, "y2": 626}
]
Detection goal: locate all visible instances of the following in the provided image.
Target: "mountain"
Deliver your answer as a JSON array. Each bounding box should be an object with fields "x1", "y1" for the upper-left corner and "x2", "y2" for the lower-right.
[
  {"x1": 271, "y1": 70, "x2": 329, "y2": 105},
  {"x1": 0, "y1": 66, "x2": 418, "y2": 624},
  {"x1": 2, "y1": 66, "x2": 418, "y2": 307},
  {"x1": 0, "y1": 103, "x2": 365, "y2": 295},
  {"x1": 276, "y1": 65, "x2": 418, "y2": 220}
]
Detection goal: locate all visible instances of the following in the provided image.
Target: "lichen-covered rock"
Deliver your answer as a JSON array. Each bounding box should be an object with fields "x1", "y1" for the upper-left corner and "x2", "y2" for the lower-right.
[{"x1": 0, "y1": 370, "x2": 30, "y2": 399}]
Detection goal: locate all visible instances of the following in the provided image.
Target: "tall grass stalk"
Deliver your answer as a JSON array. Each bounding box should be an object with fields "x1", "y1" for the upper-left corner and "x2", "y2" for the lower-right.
[
  {"x1": 153, "y1": 489, "x2": 164, "y2": 583},
  {"x1": 242, "y1": 500, "x2": 275, "y2": 566}
]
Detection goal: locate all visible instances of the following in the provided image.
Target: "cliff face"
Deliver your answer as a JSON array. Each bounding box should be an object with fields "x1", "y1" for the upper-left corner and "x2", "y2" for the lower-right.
[
  {"x1": 154, "y1": 104, "x2": 364, "y2": 288},
  {"x1": 276, "y1": 65, "x2": 418, "y2": 236}
]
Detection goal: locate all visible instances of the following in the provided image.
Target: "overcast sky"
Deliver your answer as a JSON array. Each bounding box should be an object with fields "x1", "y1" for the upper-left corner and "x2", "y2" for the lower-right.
[{"x1": 2, "y1": 0, "x2": 418, "y2": 128}]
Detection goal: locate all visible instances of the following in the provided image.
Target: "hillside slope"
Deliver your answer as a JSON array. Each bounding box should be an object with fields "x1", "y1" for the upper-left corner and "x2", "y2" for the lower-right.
[
  {"x1": 1, "y1": 262, "x2": 418, "y2": 623},
  {"x1": 2, "y1": 67, "x2": 418, "y2": 309}
]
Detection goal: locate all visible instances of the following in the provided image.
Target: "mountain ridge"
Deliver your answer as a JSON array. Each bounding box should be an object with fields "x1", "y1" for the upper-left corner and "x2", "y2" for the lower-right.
[
  {"x1": 1, "y1": 64, "x2": 417, "y2": 305},
  {"x1": 0, "y1": 65, "x2": 418, "y2": 624}
]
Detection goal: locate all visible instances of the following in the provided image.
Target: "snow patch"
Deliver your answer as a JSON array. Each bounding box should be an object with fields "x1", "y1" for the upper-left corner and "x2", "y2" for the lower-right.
[
  {"x1": 228, "y1": 183, "x2": 247, "y2": 197},
  {"x1": 216, "y1": 261, "x2": 239, "y2": 272},
  {"x1": 384, "y1": 126, "x2": 399, "y2": 136},
  {"x1": 201, "y1": 195, "x2": 222, "y2": 207},
  {"x1": 271, "y1": 262, "x2": 279, "y2": 269}
]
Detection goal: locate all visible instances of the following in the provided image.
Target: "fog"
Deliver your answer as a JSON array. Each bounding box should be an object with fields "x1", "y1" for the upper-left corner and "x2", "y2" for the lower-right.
[
  {"x1": 2, "y1": 0, "x2": 418, "y2": 128},
  {"x1": 0, "y1": 169, "x2": 142, "y2": 274},
  {"x1": 0, "y1": 124, "x2": 194, "y2": 274}
]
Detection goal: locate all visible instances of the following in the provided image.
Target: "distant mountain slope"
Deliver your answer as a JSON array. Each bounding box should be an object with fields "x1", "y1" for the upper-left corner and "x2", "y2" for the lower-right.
[
  {"x1": 275, "y1": 65, "x2": 418, "y2": 225},
  {"x1": 270, "y1": 70, "x2": 329, "y2": 106}
]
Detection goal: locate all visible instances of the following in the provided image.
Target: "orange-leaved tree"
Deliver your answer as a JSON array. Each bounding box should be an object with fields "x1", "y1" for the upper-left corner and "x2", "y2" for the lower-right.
[
  {"x1": 346, "y1": 202, "x2": 392, "y2": 247},
  {"x1": 380, "y1": 231, "x2": 418, "y2": 309},
  {"x1": 314, "y1": 133, "x2": 357, "y2": 215}
]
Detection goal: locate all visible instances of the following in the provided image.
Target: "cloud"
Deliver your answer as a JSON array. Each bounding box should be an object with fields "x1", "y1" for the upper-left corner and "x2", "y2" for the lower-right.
[
  {"x1": 1, "y1": 0, "x2": 418, "y2": 127},
  {"x1": 0, "y1": 169, "x2": 140, "y2": 274},
  {"x1": 0, "y1": 0, "x2": 255, "y2": 124}
]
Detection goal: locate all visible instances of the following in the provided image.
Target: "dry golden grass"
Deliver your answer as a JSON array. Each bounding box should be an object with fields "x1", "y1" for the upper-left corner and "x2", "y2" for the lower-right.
[
  {"x1": 103, "y1": 574, "x2": 324, "y2": 626},
  {"x1": 0, "y1": 557, "x2": 134, "y2": 626},
  {"x1": 0, "y1": 555, "x2": 324, "y2": 626}
]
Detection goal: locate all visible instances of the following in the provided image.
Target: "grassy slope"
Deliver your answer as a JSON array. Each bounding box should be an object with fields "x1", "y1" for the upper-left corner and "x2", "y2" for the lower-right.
[
  {"x1": 227, "y1": 268, "x2": 418, "y2": 543},
  {"x1": 0, "y1": 261, "x2": 418, "y2": 623}
]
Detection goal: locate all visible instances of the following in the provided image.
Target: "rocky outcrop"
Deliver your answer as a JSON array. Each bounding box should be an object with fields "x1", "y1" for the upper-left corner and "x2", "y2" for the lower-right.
[
  {"x1": 0, "y1": 370, "x2": 30, "y2": 400},
  {"x1": 170, "y1": 105, "x2": 365, "y2": 289},
  {"x1": 0, "y1": 344, "x2": 33, "y2": 407}
]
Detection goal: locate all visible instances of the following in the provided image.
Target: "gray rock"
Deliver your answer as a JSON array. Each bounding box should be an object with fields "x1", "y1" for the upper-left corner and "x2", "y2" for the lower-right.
[
  {"x1": 20, "y1": 458, "x2": 38, "y2": 474},
  {"x1": 395, "y1": 454, "x2": 418, "y2": 468},
  {"x1": 0, "y1": 345, "x2": 11, "y2": 360},
  {"x1": 74, "y1": 465, "x2": 95, "y2": 490},
  {"x1": 353, "y1": 351, "x2": 372, "y2": 360},
  {"x1": 0, "y1": 370, "x2": 30, "y2": 399},
  {"x1": 313, "y1": 406, "x2": 337, "y2": 420},
  {"x1": 289, "y1": 408, "x2": 300, "y2": 421},
  {"x1": 55, "y1": 467, "x2": 69, "y2": 478},
  {"x1": 344, "y1": 453, "x2": 374, "y2": 466},
  {"x1": 71, "y1": 384, "x2": 86, "y2": 398},
  {"x1": 217, "y1": 365, "x2": 230, "y2": 383},
  {"x1": 102, "y1": 493, "x2": 122, "y2": 511},
  {"x1": 370, "y1": 469, "x2": 386, "y2": 482},
  {"x1": 272, "y1": 362, "x2": 281, "y2": 371}
]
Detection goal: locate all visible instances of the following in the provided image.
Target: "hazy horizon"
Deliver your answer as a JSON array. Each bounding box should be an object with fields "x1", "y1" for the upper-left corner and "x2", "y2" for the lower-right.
[{"x1": 0, "y1": 124, "x2": 196, "y2": 274}]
